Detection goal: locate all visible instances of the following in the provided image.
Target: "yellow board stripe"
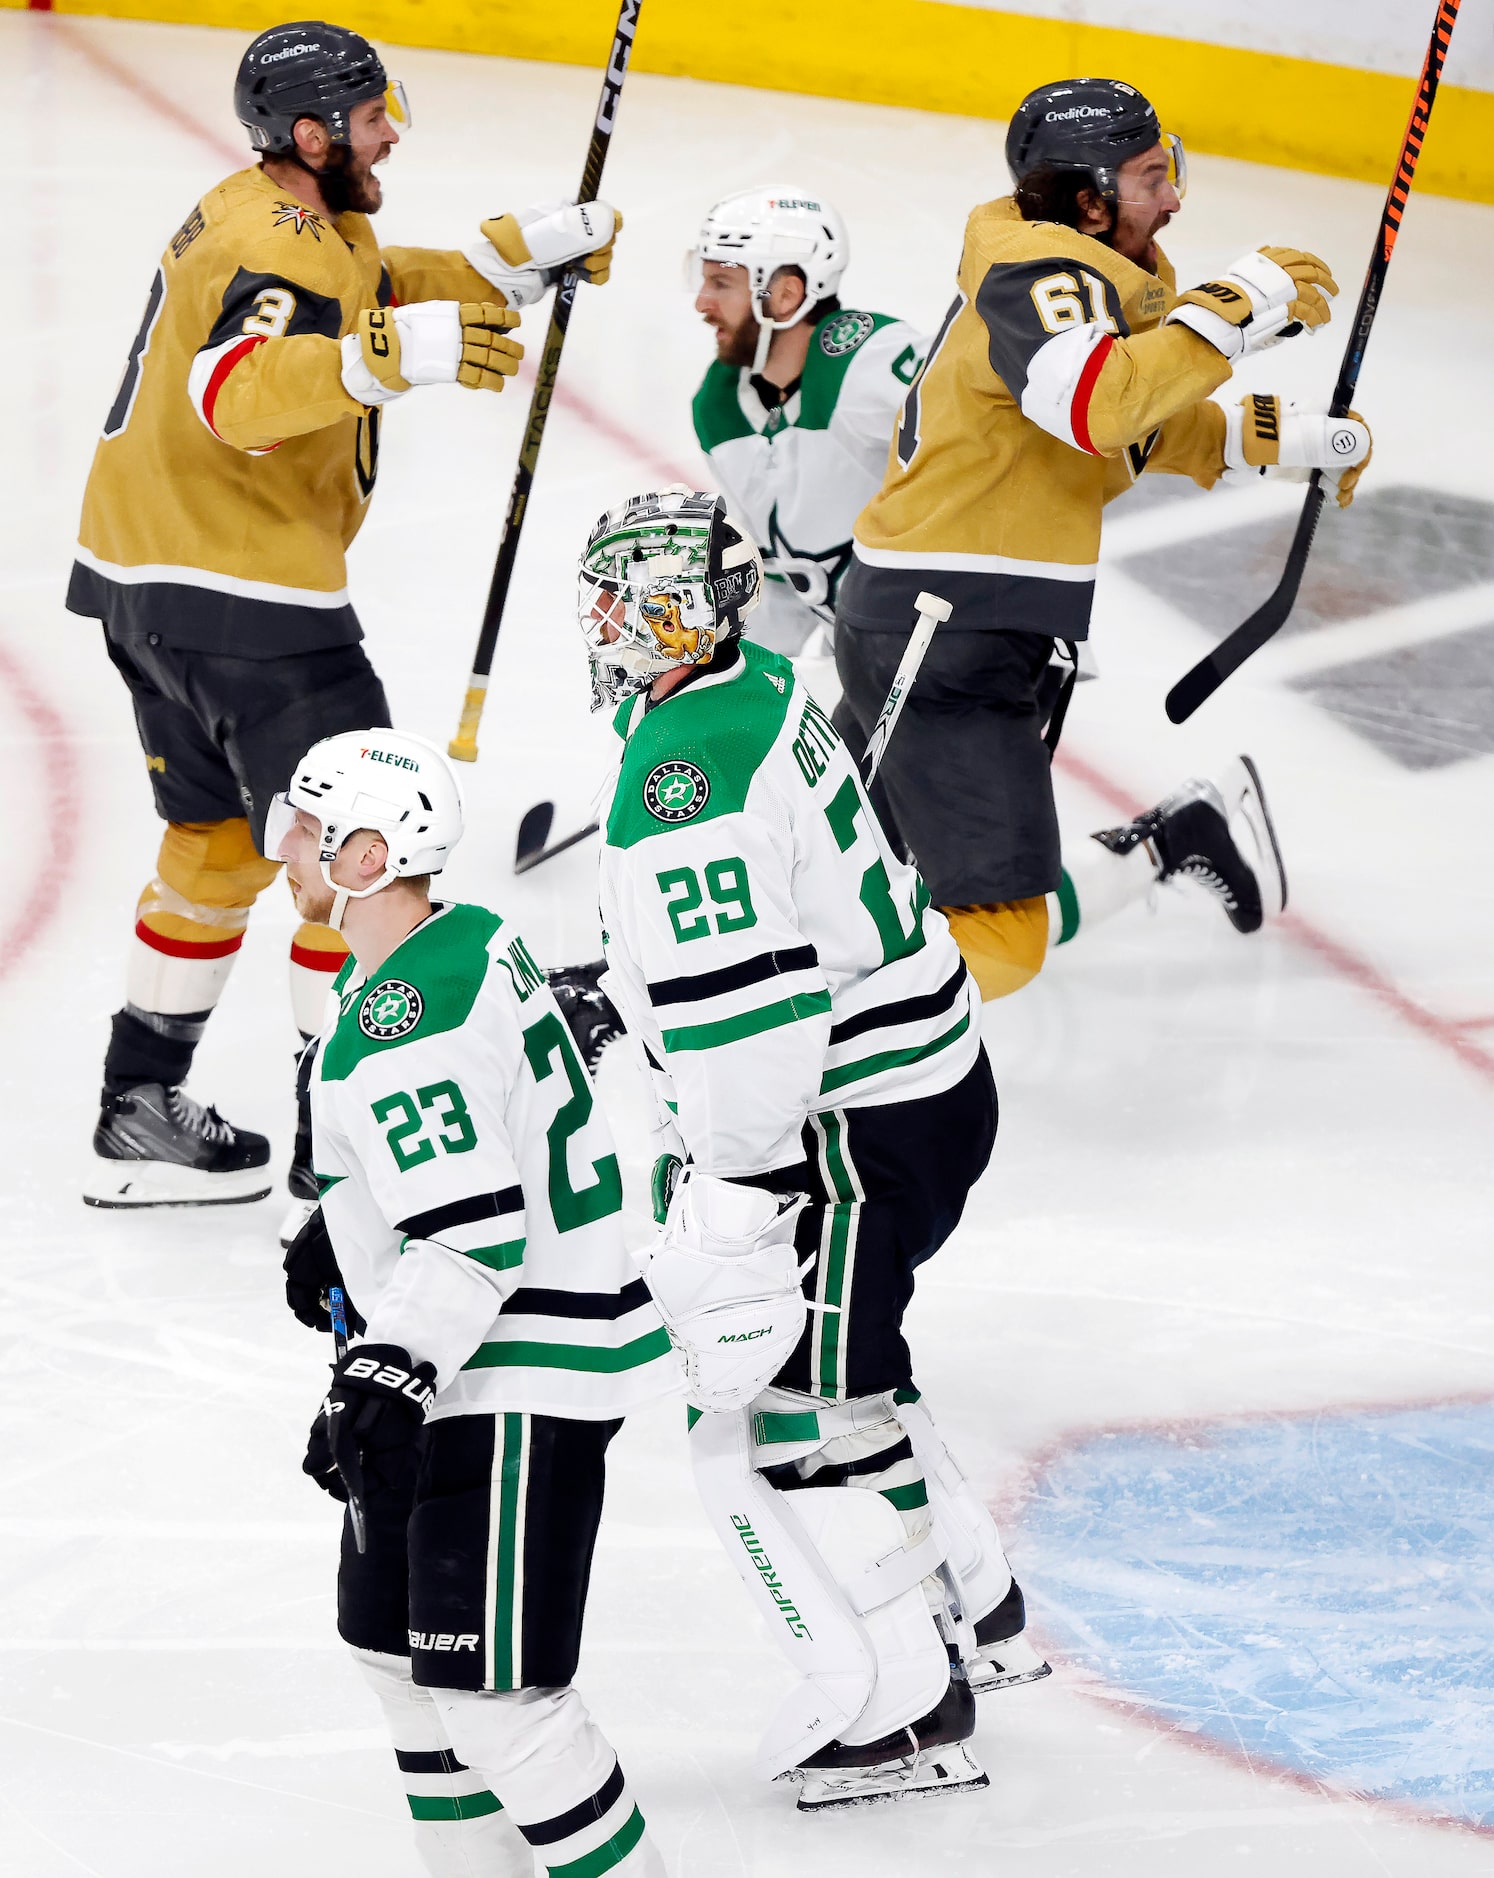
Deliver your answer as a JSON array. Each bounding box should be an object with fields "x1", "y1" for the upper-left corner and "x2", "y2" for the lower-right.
[{"x1": 19, "y1": 0, "x2": 1493, "y2": 203}]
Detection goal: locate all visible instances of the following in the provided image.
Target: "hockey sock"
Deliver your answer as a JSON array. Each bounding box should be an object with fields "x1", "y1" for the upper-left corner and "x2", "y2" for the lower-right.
[
  {"x1": 1046, "y1": 836, "x2": 1156, "y2": 948},
  {"x1": 290, "y1": 921, "x2": 348, "y2": 1036},
  {"x1": 433, "y1": 1686, "x2": 663, "y2": 1877},
  {"x1": 110, "y1": 819, "x2": 279, "y2": 1097},
  {"x1": 351, "y1": 1650, "x2": 529, "y2": 1878},
  {"x1": 767, "y1": 1407, "x2": 934, "y2": 1545},
  {"x1": 940, "y1": 897, "x2": 1049, "y2": 1000}
]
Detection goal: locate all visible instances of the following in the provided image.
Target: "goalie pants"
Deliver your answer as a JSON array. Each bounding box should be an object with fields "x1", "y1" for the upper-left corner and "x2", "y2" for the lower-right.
[
  {"x1": 337, "y1": 1410, "x2": 620, "y2": 1692},
  {"x1": 774, "y1": 1047, "x2": 998, "y2": 1402}
]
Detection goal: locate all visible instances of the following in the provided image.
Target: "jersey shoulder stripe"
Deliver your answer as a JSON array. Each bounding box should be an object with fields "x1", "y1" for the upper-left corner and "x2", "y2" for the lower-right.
[
  {"x1": 320, "y1": 902, "x2": 503, "y2": 1081},
  {"x1": 692, "y1": 360, "x2": 755, "y2": 452},
  {"x1": 605, "y1": 643, "x2": 796, "y2": 850}
]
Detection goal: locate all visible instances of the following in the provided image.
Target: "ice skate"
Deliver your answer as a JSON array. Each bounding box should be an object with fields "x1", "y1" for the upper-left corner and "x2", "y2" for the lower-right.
[
  {"x1": 966, "y1": 1579, "x2": 1052, "y2": 1694},
  {"x1": 790, "y1": 1673, "x2": 987, "y2": 1811},
  {"x1": 1093, "y1": 754, "x2": 1286, "y2": 934},
  {"x1": 546, "y1": 959, "x2": 625, "y2": 1072},
  {"x1": 83, "y1": 1083, "x2": 272, "y2": 1208}
]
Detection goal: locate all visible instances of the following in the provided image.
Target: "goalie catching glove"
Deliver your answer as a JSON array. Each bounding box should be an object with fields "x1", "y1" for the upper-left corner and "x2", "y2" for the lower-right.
[
  {"x1": 339, "y1": 301, "x2": 521, "y2": 406},
  {"x1": 303, "y1": 1341, "x2": 436, "y2": 1505},
  {"x1": 1168, "y1": 247, "x2": 1337, "y2": 359},
  {"x1": 466, "y1": 199, "x2": 622, "y2": 310},
  {"x1": 639, "y1": 1170, "x2": 809, "y2": 1412},
  {"x1": 1224, "y1": 393, "x2": 1372, "y2": 507}
]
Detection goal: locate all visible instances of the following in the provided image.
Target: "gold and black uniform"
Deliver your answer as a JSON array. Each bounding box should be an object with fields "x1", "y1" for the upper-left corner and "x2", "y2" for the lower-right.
[{"x1": 835, "y1": 195, "x2": 1233, "y2": 912}]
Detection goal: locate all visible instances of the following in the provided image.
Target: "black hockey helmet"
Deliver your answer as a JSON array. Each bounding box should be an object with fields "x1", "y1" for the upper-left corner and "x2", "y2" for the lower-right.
[
  {"x1": 1005, "y1": 78, "x2": 1183, "y2": 204},
  {"x1": 234, "y1": 21, "x2": 409, "y2": 155}
]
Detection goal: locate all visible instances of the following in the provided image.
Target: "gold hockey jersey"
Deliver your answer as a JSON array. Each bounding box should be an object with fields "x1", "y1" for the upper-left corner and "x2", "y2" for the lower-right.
[
  {"x1": 69, "y1": 165, "x2": 496, "y2": 656},
  {"x1": 851, "y1": 196, "x2": 1233, "y2": 639}
]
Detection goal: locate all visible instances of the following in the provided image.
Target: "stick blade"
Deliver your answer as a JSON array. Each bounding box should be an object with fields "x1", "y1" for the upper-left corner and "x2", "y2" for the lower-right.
[{"x1": 514, "y1": 801, "x2": 555, "y2": 872}]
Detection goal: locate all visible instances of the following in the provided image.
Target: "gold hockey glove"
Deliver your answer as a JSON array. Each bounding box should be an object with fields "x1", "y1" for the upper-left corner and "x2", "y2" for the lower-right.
[
  {"x1": 1167, "y1": 247, "x2": 1338, "y2": 360},
  {"x1": 1224, "y1": 393, "x2": 1372, "y2": 508},
  {"x1": 340, "y1": 302, "x2": 521, "y2": 406}
]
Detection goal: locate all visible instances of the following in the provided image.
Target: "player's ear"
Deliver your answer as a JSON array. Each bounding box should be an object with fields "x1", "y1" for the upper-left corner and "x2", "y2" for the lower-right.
[
  {"x1": 360, "y1": 833, "x2": 390, "y2": 883},
  {"x1": 766, "y1": 267, "x2": 807, "y2": 320},
  {"x1": 292, "y1": 115, "x2": 330, "y2": 162}
]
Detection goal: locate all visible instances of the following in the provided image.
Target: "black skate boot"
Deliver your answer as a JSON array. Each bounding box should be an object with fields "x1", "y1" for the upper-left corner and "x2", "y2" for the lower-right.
[
  {"x1": 792, "y1": 1664, "x2": 987, "y2": 1810},
  {"x1": 546, "y1": 960, "x2": 625, "y2": 1074},
  {"x1": 84, "y1": 1083, "x2": 272, "y2": 1208},
  {"x1": 1093, "y1": 754, "x2": 1286, "y2": 934},
  {"x1": 966, "y1": 1577, "x2": 1052, "y2": 1694},
  {"x1": 280, "y1": 1038, "x2": 320, "y2": 1247}
]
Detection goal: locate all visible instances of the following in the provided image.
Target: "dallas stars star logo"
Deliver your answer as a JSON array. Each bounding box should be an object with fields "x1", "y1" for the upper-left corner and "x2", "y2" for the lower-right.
[
  {"x1": 764, "y1": 506, "x2": 853, "y2": 624},
  {"x1": 272, "y1": 200, "x2": 324, "y2": 239}
]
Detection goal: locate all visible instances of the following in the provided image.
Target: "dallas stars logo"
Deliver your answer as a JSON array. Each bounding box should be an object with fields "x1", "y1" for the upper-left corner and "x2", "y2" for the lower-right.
[
  {"x1": 643, "y1": 761, "x2": 710, "y2": 824},
  {"x1": 358, "y1": 979, "x2": 424, "y2": 1040},
  {"x1": 272, "y1": 200, "x2": 324, "y2": 239},
  {"x1": 765, "y1": 506, "x2": 853, "y2": 624}
]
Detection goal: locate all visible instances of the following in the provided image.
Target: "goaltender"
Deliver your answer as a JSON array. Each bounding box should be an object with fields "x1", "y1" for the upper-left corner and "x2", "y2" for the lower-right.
[
  {"x1": 69, "y1": 21, "x2": 619, "y2": 1213},
  {"x1": 837, "y1": 78, "x2": 1371, "y2": 1000}
]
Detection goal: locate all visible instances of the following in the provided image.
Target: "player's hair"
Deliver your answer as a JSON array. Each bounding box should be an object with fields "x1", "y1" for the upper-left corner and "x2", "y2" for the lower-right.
[{"x1": 1013, "y1": 165, "x2": 1114, "y2": 243}]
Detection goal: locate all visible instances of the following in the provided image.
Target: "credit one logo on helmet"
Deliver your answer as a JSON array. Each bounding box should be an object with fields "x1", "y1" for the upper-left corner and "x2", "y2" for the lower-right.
[
  {"x1": 261, "y1": 42, "x2": 322, "y2": 61},
  {"x1": 1044, "y1": 105, "x2": 1115, "y2": 121},
  {"x1": 359, "y1": 980, "x2": 424, "y2": 1039},
  {"x1": 644, "y1": 761, "x2": 711, "y2": 824}
]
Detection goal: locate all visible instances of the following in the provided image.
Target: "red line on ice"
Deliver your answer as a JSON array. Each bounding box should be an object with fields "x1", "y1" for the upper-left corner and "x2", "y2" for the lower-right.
[
  {"x1": 0, "y1": 636, "x2": 82, "y2": 984},
  {"x1": 56, "y1": 17, "x2": 1494, "y2": 1097}
]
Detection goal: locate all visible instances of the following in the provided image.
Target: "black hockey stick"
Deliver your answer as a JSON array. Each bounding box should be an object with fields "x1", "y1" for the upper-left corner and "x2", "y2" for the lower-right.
[
  {"x1": 327, "y1": 1285, "x2": 368, "y2": 1556},
  {"x1": 1164, "y1": 0, "x2": 1461, "y2": 725},
  {"x1": 449, "y1": 0, "x2": 642, "y2": 763},
  {"x1": 514, "y1": 800, "x2": 600, "y2": 874}
]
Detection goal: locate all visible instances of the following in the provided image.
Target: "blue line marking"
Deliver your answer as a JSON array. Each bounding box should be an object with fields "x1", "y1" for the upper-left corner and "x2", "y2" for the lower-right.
[{"x1": 1017, "y1": 1401, "x2": 1494, "y2": 1828}]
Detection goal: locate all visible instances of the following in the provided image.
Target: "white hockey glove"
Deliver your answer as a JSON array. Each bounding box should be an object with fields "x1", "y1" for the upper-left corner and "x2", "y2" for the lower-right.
[
  {"x1": 639, "y1": 1171, "x2": 809, "y2": 1413},
  {"x1": 465, "y1": 200, "x2": 622, "y2": 310},
  {"x1": 1167, "y1": 247, "x2": 1338, "y2": 360},
  {"x1": 1223, "y1": 393, "x2": 1372, "y2": 508},
  {"x1": 339, "y1": 301, "x2": 522, "y2": 407}
]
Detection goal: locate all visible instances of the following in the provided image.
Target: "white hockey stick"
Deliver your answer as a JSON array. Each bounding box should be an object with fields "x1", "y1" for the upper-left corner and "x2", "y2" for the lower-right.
[{"x1": 861, "y1": 590, "x2": 952, "y2": 785}]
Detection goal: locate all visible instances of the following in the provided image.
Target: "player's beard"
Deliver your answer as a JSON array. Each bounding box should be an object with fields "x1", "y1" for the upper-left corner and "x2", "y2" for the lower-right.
[
  {"x1": 286, "y1": 866, "x2": 336, "y2": 925},
  {"x1": 319, "y1": 143, "x2": 384, "y2": 216},
  {"x1": 709, "y1": 306, "x2": 761, "y2": 370}
]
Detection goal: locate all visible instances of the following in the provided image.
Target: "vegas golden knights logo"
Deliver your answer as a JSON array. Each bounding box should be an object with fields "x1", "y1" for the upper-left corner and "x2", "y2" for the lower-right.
[{"x1": 355, "y1": 409, "x2": 381, "y2": 500}]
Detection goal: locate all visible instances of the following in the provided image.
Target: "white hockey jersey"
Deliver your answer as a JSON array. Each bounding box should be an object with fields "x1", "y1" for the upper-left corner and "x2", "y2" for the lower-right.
[
  {"x1": 692, "y1": 309, "x2": 924, "y2": 654},
  {"x1": 598, "y1": 641, "x2": 981, "y2": 1177},
  {"x1": 312, "y1": 901, "x2": 677, "y2": 1419}
]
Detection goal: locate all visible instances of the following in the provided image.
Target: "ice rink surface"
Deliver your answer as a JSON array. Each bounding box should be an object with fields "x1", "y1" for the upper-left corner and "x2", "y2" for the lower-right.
[{"x1": 5, "y1": 12, "x2": 1494, "y2": 1874}]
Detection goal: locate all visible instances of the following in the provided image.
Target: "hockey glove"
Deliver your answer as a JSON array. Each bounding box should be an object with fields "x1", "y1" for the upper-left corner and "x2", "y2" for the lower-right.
[
  {"x1": 465, "y1": 200, "x2": 621, "y2": 309},
  {"x1": 1167, "y1": 247, "x2": 1338, "y2": 360},
  {"x1": 282, "y1": 1205, "x2": 366, "y2": 1335},
  {"x1": 340, "y1": 301, "x2": 521, "y2": 407},
  {"x1": 302, "y1": 1342, "x2": 436, "y2": 1507},
  {"x1": 640, "y1": 1171, "x2": 810, "y2": 1413},
  {"x1": 1223, "y1": 393, "x2": 1372, "y2": 508}
]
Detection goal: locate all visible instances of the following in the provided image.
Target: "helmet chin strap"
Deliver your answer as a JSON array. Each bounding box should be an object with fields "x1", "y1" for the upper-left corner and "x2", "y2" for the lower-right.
[
  {"x1": 321, "y1": 859, "x2": 398, "y2": 935},
  {"x1": 750, "y1": 288, "x2": 815, "y2": 375}
]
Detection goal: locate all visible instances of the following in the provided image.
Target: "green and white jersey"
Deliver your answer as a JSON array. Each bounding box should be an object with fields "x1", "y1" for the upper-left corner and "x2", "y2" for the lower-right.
[
  {"x1": 312, "y1": 902, "x2": 676, "y2": 1420},
  {"x1": 598, "y1": 641, "x2": 980, "y2": 1177},
  {"x1": 691, "y1": 308, "x2": 924, "y2": 655}
]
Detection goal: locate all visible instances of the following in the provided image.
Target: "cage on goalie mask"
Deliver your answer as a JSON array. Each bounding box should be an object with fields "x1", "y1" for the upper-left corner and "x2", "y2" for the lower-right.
[{"x1": 578, "y1": 489, "x2": 762, "y2": 711}]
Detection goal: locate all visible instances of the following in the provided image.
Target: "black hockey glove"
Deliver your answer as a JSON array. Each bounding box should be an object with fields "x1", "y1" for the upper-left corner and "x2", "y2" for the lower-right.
[
  {"x1": 282, "y1": 1205, "x2": 366, "y2": 1335},
  {"x1": 302, "y1": 1343, "x2": 437, "y2": 1515}
]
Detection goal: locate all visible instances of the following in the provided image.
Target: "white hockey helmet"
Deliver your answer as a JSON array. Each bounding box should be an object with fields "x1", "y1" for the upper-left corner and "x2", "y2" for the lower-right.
[
  {"x1": 692, "y1": 184, "x2": 849, "y2": 370},
  {"x1": 265, "y1": 728, "x2": 465, "y2": 929},
  {"x1": 578, "y1": 487, "x2": 762, "y2": 711}
]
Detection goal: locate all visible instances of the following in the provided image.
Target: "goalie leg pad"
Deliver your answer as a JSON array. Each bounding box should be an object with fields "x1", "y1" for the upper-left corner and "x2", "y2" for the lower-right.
[{"x1": 690, "y1": 1404, "x2": 951, "y2": 1778}]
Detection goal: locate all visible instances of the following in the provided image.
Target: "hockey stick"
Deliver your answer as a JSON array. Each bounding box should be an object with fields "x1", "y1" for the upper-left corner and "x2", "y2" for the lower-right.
[
  {"x1": 511, "y1": 589, "x2": 955, "y2": 872},
  {"x1": 448, "y1": 0, "x2": 642, "y2": 763},
  {"x1": 862, "y1": 591, "x2": 952, "y2": 784},
  {"x1": 1164, "y1": 0, "x2": 1461, "y2": 724},
  {"x1": 327, "y1": 1285, "x2": 368, "y2": 1556}
]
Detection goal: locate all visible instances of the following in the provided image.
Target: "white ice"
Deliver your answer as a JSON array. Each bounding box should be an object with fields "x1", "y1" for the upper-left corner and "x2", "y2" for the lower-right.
[{"x1": 4, "y1": 13, "x2": 1493, "y2": 1874}]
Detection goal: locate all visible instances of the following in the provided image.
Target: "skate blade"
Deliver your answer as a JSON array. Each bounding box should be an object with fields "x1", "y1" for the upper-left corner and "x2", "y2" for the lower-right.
[
  {"x1": 1222, "y1": 753, "x2": 1288, "y2": 918},
  {"x1": 83, "y1": 1159, "x2": 272, "y2": 1208},
  {"x1": 796, "y1": 1744, "x2": 988, "y2": 1812},
  {"x1": 278, "y1": 1197, "x2": 318, "y2": 1247},
  {"x1": 969, "y1": 1658, "x2": 1053, "y2": 1695}
]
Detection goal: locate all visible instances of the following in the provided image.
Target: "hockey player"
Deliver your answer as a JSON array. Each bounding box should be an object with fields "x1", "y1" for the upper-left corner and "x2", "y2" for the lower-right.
[
  {"x1": 578, "y1": 488, "x2": 1048, "y2": 1811},
  {"x1": 70, "y1": 21, "x2": 620, "y2": 1213},
  {"x1": 838, "y1": 77, "x2": 1372, "y2": 1001},
  {"x1": 271, "y1": 728, "x2": 672, "y2": 1877},
  {"x1": 690, "y1": 186, "x2": 925, "y2": 655}
]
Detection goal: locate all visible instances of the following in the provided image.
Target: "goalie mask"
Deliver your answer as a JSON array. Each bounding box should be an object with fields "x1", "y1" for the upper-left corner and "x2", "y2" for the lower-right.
[
  {"x1": 263, "y1": 728, "x2": 464, "y2": 931},
  {"x1": 690, "y1": 185, "x2": 849, "y2": 372},
  {"x1": 578, "y1": 489, "x2": 762, "y2": 712}
]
